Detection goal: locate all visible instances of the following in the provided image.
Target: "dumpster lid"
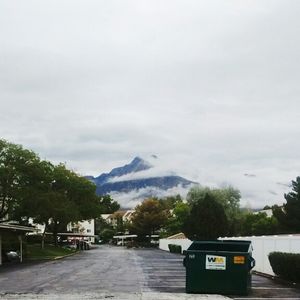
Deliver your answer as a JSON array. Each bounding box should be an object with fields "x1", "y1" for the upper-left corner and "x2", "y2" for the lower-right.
[{"x1": 187, "y1": 240, "x2": 252, "y2": 253}]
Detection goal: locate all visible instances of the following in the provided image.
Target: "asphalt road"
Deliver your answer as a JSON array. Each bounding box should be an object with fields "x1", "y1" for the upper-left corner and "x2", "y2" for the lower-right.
[{"x1": 0, "y1": 245, "x2": 299, "y2": 299}]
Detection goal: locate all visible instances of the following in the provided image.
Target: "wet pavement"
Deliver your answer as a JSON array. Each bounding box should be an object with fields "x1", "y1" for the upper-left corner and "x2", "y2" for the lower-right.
[
  {"x1": 134, "y1": 248, "x2": 300, "y2": 299},
  {"x1": 0, "y1": 245, "x2": 299, "y2": 299}
]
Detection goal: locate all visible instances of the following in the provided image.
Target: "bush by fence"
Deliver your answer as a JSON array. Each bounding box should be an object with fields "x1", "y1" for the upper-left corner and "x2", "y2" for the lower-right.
[
  {"x1": 168, "y1": 244, "x2": 182, "y2": 254},
  {"x1": 269, "y1": 252, "x2": 300, "y2": 282}
]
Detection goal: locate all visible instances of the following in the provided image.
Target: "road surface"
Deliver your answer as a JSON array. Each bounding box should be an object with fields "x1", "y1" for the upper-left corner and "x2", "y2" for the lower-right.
[{"x1": 0, "y1": 245, "x2": 299, "y2": 299}]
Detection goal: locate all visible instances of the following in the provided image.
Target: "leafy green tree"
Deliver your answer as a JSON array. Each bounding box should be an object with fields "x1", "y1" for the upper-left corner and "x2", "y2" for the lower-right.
[
  {"x1": 163, "y1": 201, "x2": 190, "y2": 236},
  {"x1": 131, "y1": 198, "x2": 169, "y2": 240},
  {"x1": 94, "y1": 195, "x2": 120, "y2": 238},
  {"x1": 97, "y1": 195, "x2": 120, "y2": 213},
  {"x1": 0, "y1": 139, "x2": 109, "y2": 247},
  {"x1": 15, "y1": 161, "x2": 102, "y2": 247},
  {"x1": 95, "y1": 216, "x2": 114, "y2": 237},
  {"x1": 273, "y1": 176, "x2": 300, "y2": 232},
  {"x1": 0, "y1": 139, "x2": 43, "y2": 221},
  {"x1": 187, "y1": 186, "x2": 241, "y2": 235},
  {"x1": 100, "y1": 228, "x2": 115, "y2": 243},
  {"x1": 46, "y1": 164, "x2": 103, "y2": 246},
  {"x1": 159, "y1": 194, "x2": 183, "y2": 210},
  {"x1": 239, "y1": 212, "x2": 279, "y2": 236},
  {"x1": 183, "y1": 193, "x2": 229, "y2": 240},
  {"x1": 18, "y1": 163, "x2": 81, "y2": 246}
]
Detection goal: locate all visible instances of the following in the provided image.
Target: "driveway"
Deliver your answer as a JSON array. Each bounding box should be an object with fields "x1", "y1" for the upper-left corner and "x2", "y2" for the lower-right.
[{"x1": 0, "y1": 245, "x2": 299, "y2": 299}]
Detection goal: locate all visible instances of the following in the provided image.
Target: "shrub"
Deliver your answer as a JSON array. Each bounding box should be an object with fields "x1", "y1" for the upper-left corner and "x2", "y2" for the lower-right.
[
  {"x1": 26, "y1": 234, "x2": 53, "y2": 245},
  {"x1": 269, "y1": 252, "x2": 300, "y2": 282},
  {"x1": 168, "y1": 244, "x2": 182, "y2": 254}
]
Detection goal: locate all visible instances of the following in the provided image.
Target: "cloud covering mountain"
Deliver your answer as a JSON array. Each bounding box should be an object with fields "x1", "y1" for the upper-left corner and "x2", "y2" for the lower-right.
[{"x1": 87, "y1": 156, "x2": 196, "y2": 207}]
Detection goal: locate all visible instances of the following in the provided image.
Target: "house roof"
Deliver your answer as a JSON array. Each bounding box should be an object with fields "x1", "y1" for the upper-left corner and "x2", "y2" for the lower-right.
[
  {"x1": 0, "y1": 223, "x2": 36, "y2": 232},
  {"x1": 109, "y1": 210, "x2": 127, "y2": 218},
  {"x1": 166, "y1": 232, "x2": 187, "y2": 239},
  {"x1": 57, "y1": 232, "x2": 98, "y2": 238}
]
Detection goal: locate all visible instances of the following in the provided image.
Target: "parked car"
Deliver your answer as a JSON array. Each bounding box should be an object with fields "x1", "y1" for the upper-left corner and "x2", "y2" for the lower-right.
[{"x1": 1, "y1": 250, "x2": 20, "y2": 262}]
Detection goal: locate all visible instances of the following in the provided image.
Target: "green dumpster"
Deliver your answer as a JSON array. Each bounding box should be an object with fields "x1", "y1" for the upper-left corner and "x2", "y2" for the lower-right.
[{"x1": 183, "y1": 240, "x2": 255, "y2": 295}]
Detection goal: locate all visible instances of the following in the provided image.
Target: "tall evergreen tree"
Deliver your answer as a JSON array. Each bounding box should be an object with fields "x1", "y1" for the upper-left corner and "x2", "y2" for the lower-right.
[
  {"x1": 273, "y1": 176, "x2": 300, "y2": 232},
  {"x1": 183, "y1": 193, "x2": 228, "y2": 240}
]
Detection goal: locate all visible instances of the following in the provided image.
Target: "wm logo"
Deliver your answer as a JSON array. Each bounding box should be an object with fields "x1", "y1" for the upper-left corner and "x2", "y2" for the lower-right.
[
  {"x1": 207, "y1": 256, "x2": 224, "y2": 263},
  {"x1": 206, "y1": 255, "x2": 226, "y2": 270}
]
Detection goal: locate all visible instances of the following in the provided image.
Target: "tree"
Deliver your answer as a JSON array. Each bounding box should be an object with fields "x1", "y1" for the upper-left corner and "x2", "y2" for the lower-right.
[
  {"x1": 100, "y1": 228, "x2": 115, "y2": 243},
  {"x1": 159, "y1": 194, "x2": 183, "y2": 210},
  {"x1": 131, "y1": 198, "x2": 169, "y2": 240},
  {"x1": 97, "y1": 195, "x2": 120, "y2": 213},
  {"x1": 163, "y1": 201, "x2": 190, "y2": 236},
  {"x1": 0, "y1": 139, "x2": 43, "y2": 221},
  {"x1": 187, "y1": 186, "x2": 241, "y2": 235},
  {"x1": 95, "y1": 195, "x2": 120, "y2": 237},
  {"x1": 45, "y1": 164, "x2": 103, "y2": 246},
  {"x1": 15, "y1": 162, "x2": 103, "y2": 247},
  {"x1": 17, "y1": 163, "x2": 81, "y2": 246},
  {"x1": 239, "y1": 212, "x2": 279, "y2": 236},
  {"x1": 183, "y1": 193, "x2": 228, "y2": 240},
  {"x1": 273, "y1": 176, "x2": 300, "y2": 232},
  {"x1": 1, "y1": 139, "x2": 106, "y2": 247}
]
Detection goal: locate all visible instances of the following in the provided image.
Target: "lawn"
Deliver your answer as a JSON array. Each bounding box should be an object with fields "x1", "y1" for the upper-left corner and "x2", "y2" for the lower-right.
[{"x1": 26, "y1": 244, "x2": 77, "y2": 260}]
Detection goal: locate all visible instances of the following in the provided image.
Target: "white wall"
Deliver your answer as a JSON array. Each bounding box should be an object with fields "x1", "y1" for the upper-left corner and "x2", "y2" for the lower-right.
[
  {"x1": 223, "y1": 235, "x2": 300, "y2": 275},
  {"x1": 160, "y1": 235, "x2": 300, "y2": 276}
]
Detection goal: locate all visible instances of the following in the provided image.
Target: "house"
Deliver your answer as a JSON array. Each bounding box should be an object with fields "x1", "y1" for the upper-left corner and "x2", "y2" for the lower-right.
[
  {"x1": 28, "y1": 219, "x2": 97, "y2": 244},
  {"x1": 101, "y1": 210, "x2": 134, "y2": 228},
  {"x1": 67, "y1": 219, "x2": 95, "y2": 243}
]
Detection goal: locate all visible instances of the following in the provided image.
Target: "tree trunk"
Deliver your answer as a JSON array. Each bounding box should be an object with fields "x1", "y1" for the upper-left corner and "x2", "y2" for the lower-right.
[
  {"x1": 41, "y1": 223, "x2": 47, "y2": 249},
  {"x1": 53, "y1": 221, "x2": 58, "y2": 247}
]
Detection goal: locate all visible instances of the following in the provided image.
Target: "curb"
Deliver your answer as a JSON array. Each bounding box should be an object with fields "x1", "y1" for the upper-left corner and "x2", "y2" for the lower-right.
[
  {"x1": 53, "y1": 251, "x2": 79, "y2": 260},
  {"x1": 26, "y1": 250, "x2": 80, "y2": 262},
  {"x1": 253, "y1": 270, "x2": 300, "y2": 289}
]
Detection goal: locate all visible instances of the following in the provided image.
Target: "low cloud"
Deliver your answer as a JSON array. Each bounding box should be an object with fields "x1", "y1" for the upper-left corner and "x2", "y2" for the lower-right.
[{"x1": 110, "y1": 184, "x2": 194, "y2": 208}]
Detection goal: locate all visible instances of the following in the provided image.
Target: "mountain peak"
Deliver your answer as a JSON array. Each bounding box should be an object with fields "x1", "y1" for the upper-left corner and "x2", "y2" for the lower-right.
[
  {"x1": 93, "y1": 157, "x2": 152, "y2": 185},
  {"x1": 131, "y1": 156, "x2": 144, "y2": 164},
  {"x1": 86, "y1": 157, "x2": 197, "y2": 208},
  {"x1": 130, "y1": 156, "x2": 152, "y2": 168}
]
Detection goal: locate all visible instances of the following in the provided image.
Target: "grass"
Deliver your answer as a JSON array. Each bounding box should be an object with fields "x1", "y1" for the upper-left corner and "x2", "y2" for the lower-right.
[{"x1": 26, "y1": 243, "x2": 77, "y2": 260}]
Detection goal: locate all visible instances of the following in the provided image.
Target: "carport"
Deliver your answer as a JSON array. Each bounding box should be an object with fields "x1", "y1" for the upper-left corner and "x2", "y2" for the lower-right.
[
  {"x1": 113, "y1": 234, "x2": 137, "y2": 246},
  {"x1": 0, "y1": 223, "x2": 36, "y2": 265},
  {"x1": 57, "y1": 232, "x2": 98, "y2": 248}
]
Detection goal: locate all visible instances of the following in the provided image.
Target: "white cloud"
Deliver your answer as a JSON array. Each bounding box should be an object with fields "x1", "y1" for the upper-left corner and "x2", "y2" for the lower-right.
[
  {"x1": 110, "y1": 184, "x2": 194, "y2": 208},
  {"x1": 0, "y1": 0, "x2": 299, "y2": 208},
  {"x1": 107, "y1": 156, "x2": 179, "y2": 183}
]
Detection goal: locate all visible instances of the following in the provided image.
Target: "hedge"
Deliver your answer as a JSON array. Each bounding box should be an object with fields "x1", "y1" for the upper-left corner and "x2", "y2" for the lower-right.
[
  {"x1": 269, "y1": 252, "x2": 300, "y2": 282},
  {"x1": 26, "y1": 234, "x2": 53, "y2": 245},
  {"x1": 168, "y1": 244, "x2": 182, "y2": 254}
]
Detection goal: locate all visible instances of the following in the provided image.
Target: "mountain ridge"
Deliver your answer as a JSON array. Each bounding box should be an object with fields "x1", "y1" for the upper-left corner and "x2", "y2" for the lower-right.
[{"x1": 86, "y1": 156, "x2": 197, "y2": 206}]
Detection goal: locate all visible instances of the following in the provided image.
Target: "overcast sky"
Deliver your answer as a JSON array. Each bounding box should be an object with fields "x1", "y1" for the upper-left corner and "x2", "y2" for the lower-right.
[{"x1": 1, "y1": 1, "x2": 300, "y2": 208}]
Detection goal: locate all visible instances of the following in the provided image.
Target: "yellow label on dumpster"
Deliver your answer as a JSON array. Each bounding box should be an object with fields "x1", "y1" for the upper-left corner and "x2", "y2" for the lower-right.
[{"x1": 234, "y1": 256, "x2": 245, "y2": 264}]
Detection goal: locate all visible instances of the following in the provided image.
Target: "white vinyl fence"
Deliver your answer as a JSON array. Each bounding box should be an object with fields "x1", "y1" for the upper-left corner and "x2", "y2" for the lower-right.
[
  {"x1": 223, "y1": 235, "x2": 300, "y2": 275},
  {"x1": 159, "y1": 235, "x2": 300, "y2": 275}
]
